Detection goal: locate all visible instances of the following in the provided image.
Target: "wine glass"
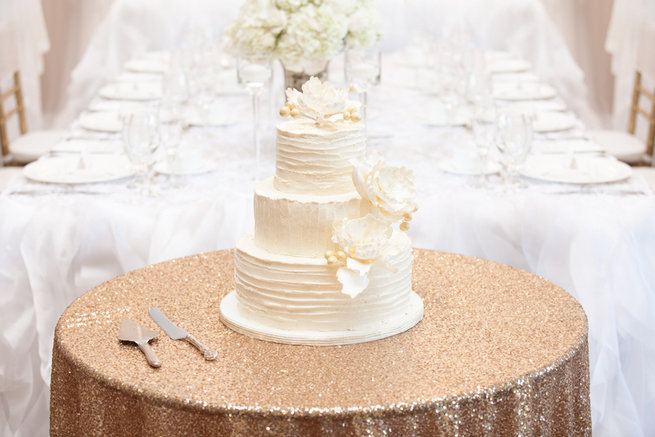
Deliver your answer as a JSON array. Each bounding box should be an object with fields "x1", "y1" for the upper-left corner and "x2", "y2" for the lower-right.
[
  {"x1": 472, "y1": 100, "x2": 497, "y2": 187},
  {"x1": 122, "y1": 111, "x2": 160, "y2": 195},
  {"x1": 495, "y1": 111, "x2": 533, "y2": 191},
  {"x1": 237, "y1": 52, "x2": 272, "y2": 177},
  {"x1": 344, "y1": 46, "x2": 381, "y2": 129}
]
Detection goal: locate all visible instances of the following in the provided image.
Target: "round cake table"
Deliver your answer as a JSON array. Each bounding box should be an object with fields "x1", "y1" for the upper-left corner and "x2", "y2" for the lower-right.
[{"x1": 50, "y1": 250, "x2": 591, "y2": 436}]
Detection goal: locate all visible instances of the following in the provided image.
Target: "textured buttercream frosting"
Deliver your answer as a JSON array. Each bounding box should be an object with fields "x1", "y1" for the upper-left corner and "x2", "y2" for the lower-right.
[
  {"x1": 220, "y1": 231, "x2": 423, "y2": 344},
  {"x1": 254, "y1": 178, "x2": 369, "y2": 257},
  {"x1": 274, "y1": 119, "x2": 365, "y2": 195}
]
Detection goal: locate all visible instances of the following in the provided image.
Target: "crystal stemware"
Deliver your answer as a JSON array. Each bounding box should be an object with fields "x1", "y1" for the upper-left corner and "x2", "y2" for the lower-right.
[
  {"x1": 495, "y1": 111, "x2": 533, "y2": 191},
  {"x1": 237, "y1": 52, "x2": 272, "y2": 177},
  {"x1": 122, "y1": 111, "x2": 160, "y2": 195},
  {"x1": 345, "y1": 46, "x2": 381, "y2": 130}
]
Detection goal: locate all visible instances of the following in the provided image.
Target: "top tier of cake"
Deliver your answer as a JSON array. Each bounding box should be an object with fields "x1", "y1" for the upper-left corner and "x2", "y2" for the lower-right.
[{"x1": 274, "y1": 119, "x2": 365, "y2": 196}]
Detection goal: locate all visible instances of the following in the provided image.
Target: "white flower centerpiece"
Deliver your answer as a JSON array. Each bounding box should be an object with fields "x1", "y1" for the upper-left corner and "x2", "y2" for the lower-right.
[
  {"x1": 327, "y1": 152, "x2": 418, "y2": 298},
  {"x1": 223, "y1": 0, "x2": 381, "y2": 89}
]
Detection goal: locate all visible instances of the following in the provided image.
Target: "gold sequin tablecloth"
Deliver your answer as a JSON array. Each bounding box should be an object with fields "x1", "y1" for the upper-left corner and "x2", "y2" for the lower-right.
[{"x1": 50, "y1": 249, "x2": 591, "y2": 436}]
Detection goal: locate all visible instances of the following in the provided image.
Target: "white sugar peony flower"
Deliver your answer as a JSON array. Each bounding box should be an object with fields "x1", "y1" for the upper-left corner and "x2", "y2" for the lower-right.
[
  {"x1": 331, "y1": 213, "x2": 393, "y2": 298},
  {"x1": 284, "y1": 77, "x2": 361, "y2": 123},
  {"x1": 333, "y1": 214, "x2": 392, "y2": 262},
  {"x1": 353, "y1": 153, "x2": 418, "y2": 223}
]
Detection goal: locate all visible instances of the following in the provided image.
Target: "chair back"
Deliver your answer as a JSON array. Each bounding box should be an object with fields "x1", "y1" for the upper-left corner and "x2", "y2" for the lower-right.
[
  {"x1": 0, "y1": 23, "x2": 27, "y2": 158},
  {"x1": 629, "y1": 22, "x2": 655, "y2": 157}
]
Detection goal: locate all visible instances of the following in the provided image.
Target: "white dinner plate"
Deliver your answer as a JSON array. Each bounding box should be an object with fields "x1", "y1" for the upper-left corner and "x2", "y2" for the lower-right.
[
  {"x1": 98, "y1": 82, "x2": 162, "y2": 101},
  {"x1": 23, "y1": 154, "x2": 134, "y2": 184},
  {"x1": 488, "y1": 59, "x2": 532, "y2": 74},
  {"x1": 124, "y1": 58, "x2": 167, "y2": 74},
  {"x1": 494, "y1": 83, "x2": 557, "y2": 101},
  {"x1": 154, "y1": 160, "x2": 217, "y2": 176},
  {"x1": 78, "y1": 111, "x2": 123, "y2": 133},
  {"x1": 532, "y1": 112, "x2": 578, "y2": 133},
  {"x1": 520, "y1": 155, "x2": 632, "y2": 184},
  {"x1": 438, "y1": 158, "x2": 501, "y2": 175}
]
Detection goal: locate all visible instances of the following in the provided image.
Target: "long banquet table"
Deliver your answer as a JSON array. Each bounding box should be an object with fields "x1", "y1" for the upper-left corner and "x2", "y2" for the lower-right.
[{"x1": 2, "y1": 35, "x2": 655, "y2": 437}]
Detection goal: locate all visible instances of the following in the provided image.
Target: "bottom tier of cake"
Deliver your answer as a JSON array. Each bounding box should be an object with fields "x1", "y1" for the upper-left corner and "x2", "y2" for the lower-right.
[{"x1": 219, "y1": 232, "x2": 424, "y2": 345}]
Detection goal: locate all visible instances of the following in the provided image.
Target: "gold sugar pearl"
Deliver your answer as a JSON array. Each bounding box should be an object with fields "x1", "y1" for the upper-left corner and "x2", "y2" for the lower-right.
[
  {"x1": 403, "y1": 213, "x2": 413, "y2": 222},
  {"x1": 291, "y1": 108, "x2": 301, "y2": 118},
  {"x1": 325, "y1": 250, "x2": 335, "y2": 258},
  {"x1": 327, "y1": 255, "x2": 339, "y2": 265},
  {"x1": 343, "y1": 112, "x2": 351, "y2": 120},
  {"x1": 350, "y1": 112, "x2": 361, "y2": 123},
  {"x1": 400, "y1": 222, "x2": 410, "y2": 231},
  {"x1": 280, "y1": 106, "x2": 291, "y2": 117}
]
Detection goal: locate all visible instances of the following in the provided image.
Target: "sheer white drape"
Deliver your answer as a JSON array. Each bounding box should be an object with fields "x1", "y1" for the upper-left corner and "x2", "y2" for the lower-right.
[
  {"x1": 0, "y1": 0, "x2": 49, "y2": 131},
  {"x1": 606, "y1": 0, "x2": 655, "y2": 129},
  {"x1": 40, "y1": 0, "x2": 115, "y2": 128},
  {"x1": 539, "y1": 0, "x2": 614, "y2": 127}
]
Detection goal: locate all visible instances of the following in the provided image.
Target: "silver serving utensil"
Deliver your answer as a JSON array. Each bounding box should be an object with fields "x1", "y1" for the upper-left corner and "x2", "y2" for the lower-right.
[
  {"x1": 117, "y1": 319, "x2": 161, "y2": 368},
  {"x1": 149, "y1": 307, "x2": 217, "y2": 360}
]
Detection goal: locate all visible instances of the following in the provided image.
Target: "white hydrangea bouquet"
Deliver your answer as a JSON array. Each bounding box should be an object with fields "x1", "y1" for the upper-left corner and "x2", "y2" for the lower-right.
[{"x1": 223, "y1": 0, "x2": 381, "y2": 75}]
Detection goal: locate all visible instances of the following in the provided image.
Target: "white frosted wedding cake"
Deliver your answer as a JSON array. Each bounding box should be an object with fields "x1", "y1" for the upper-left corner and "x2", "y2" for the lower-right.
[{"x1": 219, "y1": 78, "x2": 423, "y2": 345}]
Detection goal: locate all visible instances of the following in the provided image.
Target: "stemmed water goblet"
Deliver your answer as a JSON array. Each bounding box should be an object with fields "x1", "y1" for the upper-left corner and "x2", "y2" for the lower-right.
[
  {"x1": 237, "y1": 52, "x2": 272, "y2": 177},
  {"x1": 344, "y1": 46, "x2": 381, "y2": 134},
  {"x1": 122, "y1": 110, "x2": 160, "y2": 195},
  {"x1": 495, "y1": 111, "x2": 533, "y2": 191}
]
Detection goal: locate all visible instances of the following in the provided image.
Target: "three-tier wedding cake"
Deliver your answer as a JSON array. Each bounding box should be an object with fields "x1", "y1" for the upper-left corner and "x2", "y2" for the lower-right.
[{"x1": 219, "y1": 78, "x2": 423, "y2": 345}]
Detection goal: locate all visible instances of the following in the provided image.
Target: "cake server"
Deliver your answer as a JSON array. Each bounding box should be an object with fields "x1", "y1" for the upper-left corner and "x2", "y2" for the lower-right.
[
  {"x1": 149, "y1": 307, "x2": 218, "y2": 360},
  {"x1": 117, "y1": 319, "x2": 161, "y2": 368}
]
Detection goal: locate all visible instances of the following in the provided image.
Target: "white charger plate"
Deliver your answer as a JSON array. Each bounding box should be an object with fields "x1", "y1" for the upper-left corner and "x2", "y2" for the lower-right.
[
  {"x1": 51, "y1": 139, "x2": 122, "y2": 155},
  {"x1": 506, "y1": 99, "x2": 568, "y2": 113},
  {"x1": 520, "y1": 155, "x2": 632, "y2": 184},
  {"x1": 493, "y1": 83, "x2": 557, "y2": 101},
  {"x1": 78, "y1": 111, "x2": 123, "y2": 133},
  {"x1": 24, "y1": 154, "x2": 134, "y2": 184},
  {"x1": 98, "y1": 82, "x2": 162, "y2": 101},
  {"x1": 531, "y1": 140, "x2": 605, "y2": 155},
  {"x1": 488, "y1": 59, "x2": 532, "y2": 74},
  {"x1": 532, "y1": 112, "x2": 578, "y2": 133}
]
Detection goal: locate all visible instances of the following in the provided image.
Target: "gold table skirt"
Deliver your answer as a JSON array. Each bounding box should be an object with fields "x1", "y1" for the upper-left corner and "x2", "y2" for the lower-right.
[{"x1": 50, "y1": 250, "x2": 591, "y2": 436}]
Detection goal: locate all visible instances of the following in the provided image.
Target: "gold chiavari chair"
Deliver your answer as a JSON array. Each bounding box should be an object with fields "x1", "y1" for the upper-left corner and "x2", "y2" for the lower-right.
[{"x1": 0, "y1": 23, "x2": 66, "y2": 166}]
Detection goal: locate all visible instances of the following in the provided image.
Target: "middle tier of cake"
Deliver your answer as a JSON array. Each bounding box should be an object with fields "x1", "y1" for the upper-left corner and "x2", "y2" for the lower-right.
[{"x1": 254, "y1": 178, "x2": 369, "y2": 258}]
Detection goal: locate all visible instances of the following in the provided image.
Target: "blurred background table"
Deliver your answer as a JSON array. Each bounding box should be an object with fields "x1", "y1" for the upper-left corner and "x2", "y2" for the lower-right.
[{"x1": 50, "y1": 250, "x2": 590, "y2": 436}]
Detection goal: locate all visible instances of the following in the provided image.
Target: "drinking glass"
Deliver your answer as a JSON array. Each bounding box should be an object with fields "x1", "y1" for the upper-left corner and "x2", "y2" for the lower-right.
[
  {"x1": 122, "y1": 111, "x2": 160, "y2": 195},
  {"x1": 344, "y1": 47, "x2": 381, "y2": 127},
  {"x1": 495, "y1": 111, "x2": 533, "y2": 190},
  {"x1": 237, "y1": 52, "x2": 272, "y2": 177}
]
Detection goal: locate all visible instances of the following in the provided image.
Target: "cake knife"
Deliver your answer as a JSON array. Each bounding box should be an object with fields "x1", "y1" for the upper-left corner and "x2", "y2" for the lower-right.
[{"x1": 149, "y1": 307, "x2": 218, "y2": 360}]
